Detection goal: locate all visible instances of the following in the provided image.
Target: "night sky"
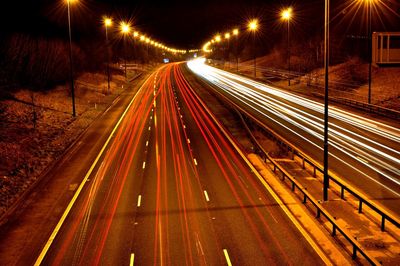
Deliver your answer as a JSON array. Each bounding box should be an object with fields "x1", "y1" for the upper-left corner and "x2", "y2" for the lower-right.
[{"x1": 1, "y1": 0, "x2": 399, "y2": 49}]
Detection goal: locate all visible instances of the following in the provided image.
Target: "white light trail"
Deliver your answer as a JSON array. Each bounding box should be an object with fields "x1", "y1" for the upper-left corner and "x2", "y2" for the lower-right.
[{"x1": 187, "y1": 59, "x2": 400, "y2": 189}]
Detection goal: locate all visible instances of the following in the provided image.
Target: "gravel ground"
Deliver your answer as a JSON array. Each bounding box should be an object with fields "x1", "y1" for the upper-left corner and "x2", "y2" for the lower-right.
[{"x1": 0, "y1": 71, "x2": 138, "y2": 217}]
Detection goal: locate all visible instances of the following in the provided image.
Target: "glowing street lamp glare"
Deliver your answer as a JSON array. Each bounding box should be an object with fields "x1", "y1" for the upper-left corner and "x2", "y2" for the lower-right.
[
  {"x1": 281, "y1": 8, "x2": 292, "y2": 20},
  {"x1": 120, "y1": 22, "x2": 130, "y2": 34},
  {"x1": 248, "y1": 19, "x2": 258, "y2": 31},
  {"x1": 104, "y1": 18, "x2": 112, "y2": 27},
  {"x1": 225, "y1": 33, "x2": 230, "y2": 39},
  {"x1": 233, "y1": 28, "x2": 239, "y2": 36}
]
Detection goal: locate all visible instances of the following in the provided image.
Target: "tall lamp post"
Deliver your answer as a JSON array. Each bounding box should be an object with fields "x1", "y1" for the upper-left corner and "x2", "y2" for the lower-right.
[
  {"x1": 104, "y1": 18, "x2": 112, "y2": 95},
  {"x1": 120, "y1": 22, "x2": 131, "y2": 79},
  {"x1": 248, "y1": 19, "x2": 258, "y2": 78},
  {"x1": 145, "y1": 38, "x2": 150, "y2": 63},
  {"x1": 281, "y1": 8, "x2": 293, "y2": 86},
  {"x1": 133, "y1": 31, "x2": 139, "y2": 64},
  {"x1": 225, "y1": 32, "x2": 231, "y2": 69},
  {"x1": 233, "y1": 28, "x2": 239, "y2": 72},
  {"x1": 215, "y1": 34, "x2": 221, "y2": 64},
  {"x1": 66, "y1": 0, "x2": 77, "y2": 117},
  {"x1": 323, "y1": 0, "x2": 330, "y2": 201},
  {"x1": 362, "y1": 0, "x2": 373, "y2": 104}
]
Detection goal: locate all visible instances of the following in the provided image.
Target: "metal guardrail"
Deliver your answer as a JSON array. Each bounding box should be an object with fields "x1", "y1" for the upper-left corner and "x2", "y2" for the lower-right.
[
  {"x1": 210, "y1": 60, "x2": 364, "y2": 89},
  {"x1": 128, "y1": 72, "x2": 143, "y2": 83},
  {"x1": 236, "y1": 110, "x2": 380, "y2": 265},
  {"x1": 249, "y1": 112, "x2": 400, "y2": 233},
  {"x1": 308, "y1": 92, "x2": 400, "y2": 121},
  {"x1": 330, "y1": 96, "x2": 400, "y2": 120},
  {"x1": 293, "y1": 145, "x2": 400, "y2": 232}
]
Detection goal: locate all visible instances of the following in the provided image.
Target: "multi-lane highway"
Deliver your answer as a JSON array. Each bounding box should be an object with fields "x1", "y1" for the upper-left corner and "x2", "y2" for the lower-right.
[
  {"x1": 32, "y1": 63, "x2": 325, "y2": 265},
  {"x1": 187, "y1": 58, "x2": 400, "y2": 215}
]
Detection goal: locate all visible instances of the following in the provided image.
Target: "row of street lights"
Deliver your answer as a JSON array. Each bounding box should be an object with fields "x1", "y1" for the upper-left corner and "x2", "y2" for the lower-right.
[
  {"x1": 203, "y1": 8, "x2": 293, "y2": 81},
  {"x1": 201, "y1": 6, "x2": 329, "y2": 199},
  {"x1": 106, "y1": 18, "x2": 186, "y2": 81},
  {"x1": 64, "y1": 0, "x2": 186, "y2": 117}
]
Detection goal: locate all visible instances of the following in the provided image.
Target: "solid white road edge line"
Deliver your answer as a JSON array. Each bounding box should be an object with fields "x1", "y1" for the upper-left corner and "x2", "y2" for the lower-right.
[
  {"x1": 203, "y1": 190, "x2": 210, "y2": 202},
  {"x1": 223, "y1": 249, "x2": 232, "y2": 266},
  {"x1": 130, "y1": 253, "x2": 135, "y2": 266}
]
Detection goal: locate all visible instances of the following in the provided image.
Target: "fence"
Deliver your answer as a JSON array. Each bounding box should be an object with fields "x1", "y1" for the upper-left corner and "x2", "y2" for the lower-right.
[{"x1": 236, "y1": 109, "x2": 381, "y2": 265}]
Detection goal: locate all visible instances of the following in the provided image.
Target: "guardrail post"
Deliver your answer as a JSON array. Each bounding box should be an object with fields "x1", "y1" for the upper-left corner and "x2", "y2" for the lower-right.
[
  {"x1": 316, "y1": 209, "x2": 320, "y2": 218},
  {"x1": 332, "y1": 225, "x2": 336, "y2": 236},
  {"x1": 352, "y1": 245, "x2": 357, "y2": 260},
  {"x1": 358, "y1": 200, "x2": 363, "y2": 213},
  {"x1": 291, "y1": 181, "x2": 295, "y2": 192},
  {"x1": 313, "y1": 167, "x2": 316, "y2": 177},
  {"x1": 273, "y1": 165, "x2": 276, "y2": 173},
  {"x1": 302, "y1": 157, "x2": 305, "y2": 169},
  {"x1": 340, "y1": 187, "x2": 345, "y2": 199},
  {"x1": 303, "y1": 194, "x2": 307, "y2": 203},
  {"x1": 381, "y1": 217, "x2": 385, "y2": 232}
]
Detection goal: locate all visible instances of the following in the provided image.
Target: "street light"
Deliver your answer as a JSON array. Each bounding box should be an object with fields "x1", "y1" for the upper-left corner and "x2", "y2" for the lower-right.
[
  {"x1": 225, "y1": 32, "x2": 231, "y2": 69},
  {"x1": 359, "y1": 0, "x2": 374, "y2": 104},
  {"x1": 104, "y1": 17, "x2": 112, "y2": 94},
  {"x1": 323, "y1": 0, "x2": 330, "y2": 201},
  {"x1": 145, "y1": 38, "x2": 150, "y2": 62},
  {"x1": 248, "y1": 19, "x2": 258, "y2": 78},
  {"x1": 248, "y1": 19, "x2": 258, "y2": 31},
  {"x1": 66, "y1": 0, "x2": 77, "y2": 117},
  {"x1": 120, "y1": 21, "x2": 131, "y2": 79},
  {"x1": 214, "y1": 35, "x2": 222, "y2": 64},
  {"x1": 233, "y1": 28, "x2": 239, "y2": 72},
  {"x1": 281, "y1": 8, "x2": 292, "y2": 86},
  {"x1": 132, "y1": 31, "x2": 139, "y2": 64}
]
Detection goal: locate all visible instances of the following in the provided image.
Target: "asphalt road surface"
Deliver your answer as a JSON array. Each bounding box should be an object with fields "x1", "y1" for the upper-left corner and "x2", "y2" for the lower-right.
[
  {"x1": 187, "y1": 58, "x2": 400, "y2": 216},
  {"x1": 34, "y1": 63, "x2": 324, "y2": 265}
]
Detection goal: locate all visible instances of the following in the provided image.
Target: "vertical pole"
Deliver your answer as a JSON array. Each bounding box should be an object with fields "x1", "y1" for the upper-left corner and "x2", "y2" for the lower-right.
[
  {"x1": 124, "y1": 38, "x2": 127, "y2": 79},
  {"x1": 287, "y1": 19, "x2": 291, "y2": 86},
  {"x1": 367, "y1": 2, "x2": 372, "y2": 104},
  {"x1": 146, "y1": 43, "x2": 150, "y2": 63},
  {"x1": 227, "y1": 39, "x2": 230, "y2": 69},
  {"x1": 253, "y1": 34, "x2": 256, "y2": 78},
  {"x1": 323, "y1": 0, "x2": 330, "y2": 201},
  {"x1": 133, "y1": 38, "x2": 136, "y2": 65},
  {"x1": 236, "y1": 36, "x2": 239, "y2": 72},
  {"x1": 67, "y1": 1, "x2": 76, "y2": 117},
  {"x1": 105, "y1": 26, "x2": 111, "y2": 95}
]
